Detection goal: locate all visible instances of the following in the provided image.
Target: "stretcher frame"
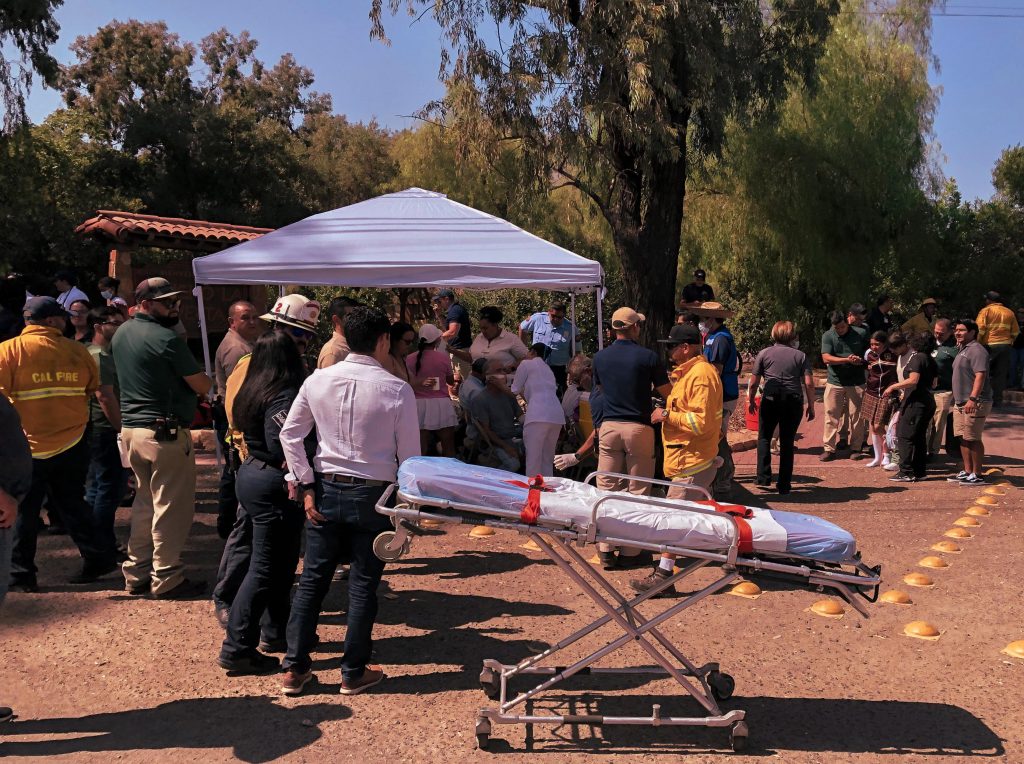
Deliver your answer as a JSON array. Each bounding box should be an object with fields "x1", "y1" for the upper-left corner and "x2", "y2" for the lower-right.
[{"x1": 374, "y1": 470, "x2": 882, "y2": 753}]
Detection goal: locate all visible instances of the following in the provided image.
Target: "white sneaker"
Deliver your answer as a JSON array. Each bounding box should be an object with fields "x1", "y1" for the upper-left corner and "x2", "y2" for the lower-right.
[
  {"x1": 946, "y1": 470, "x2": 969, "y2": 483},
  {"x1": 883, "y1": 460, "x2": 899, "y2": 472}
]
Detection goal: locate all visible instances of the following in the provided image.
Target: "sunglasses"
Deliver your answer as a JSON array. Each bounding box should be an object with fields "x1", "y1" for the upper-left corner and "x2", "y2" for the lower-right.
[{"x1": 287, "y1": 327, "x2": 314, "y2": 339}]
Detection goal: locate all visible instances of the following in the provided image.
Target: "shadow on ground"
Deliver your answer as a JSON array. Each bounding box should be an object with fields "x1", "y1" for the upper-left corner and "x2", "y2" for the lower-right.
[
  {"x1": 0, "y1": 696, "x2": 350, "y2": 762},
  {"x1": 478, "y1": 693, "x2": 1004, "y2": 757}
]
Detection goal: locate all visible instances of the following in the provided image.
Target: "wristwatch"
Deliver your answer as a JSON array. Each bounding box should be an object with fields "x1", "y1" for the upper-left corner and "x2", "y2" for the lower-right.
[{"x1": 968, "y1": 396, "x2": 979, "y2": 403}]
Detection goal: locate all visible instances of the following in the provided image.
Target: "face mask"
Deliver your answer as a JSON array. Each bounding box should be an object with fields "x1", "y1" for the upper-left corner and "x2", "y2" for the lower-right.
[
  {"x1": 698, "y1": 322, "x2": 708, "y2": 334},
  {"x1": 100, "y1": 290, "x2": 113, "y2": 300}
]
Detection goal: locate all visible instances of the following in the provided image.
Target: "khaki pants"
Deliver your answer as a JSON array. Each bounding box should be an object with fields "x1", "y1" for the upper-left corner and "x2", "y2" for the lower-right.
[
  {"x1": 596, "y1": 420, "x2": 655, "y2": 555},
  {"x1": 667, "y1": 460, "x2": 719, "y2": 501},
  {"x1": 928, "y1": 390, "x2": 954, "y2": 454},
  {"x1": 121, "y1": 427, "x2": 197, "y2": 595},
  {"x1": 822, "y1": 383, "x2": 866, "y2": 453}
]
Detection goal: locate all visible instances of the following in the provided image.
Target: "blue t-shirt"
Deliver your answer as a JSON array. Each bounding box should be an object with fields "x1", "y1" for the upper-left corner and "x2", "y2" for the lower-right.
[
  {"x1": 704, "y1": 326, "x2": 739, "y2": 401},
  {"x1": 446, "y1": 303, "x2": 472, "y2": 349},
  {"x1": 519, "y1": 312, "x2": 580, "y2": 366},
  {"x1": 591, "y1": 340, "x2": 669, "y2": 425}
]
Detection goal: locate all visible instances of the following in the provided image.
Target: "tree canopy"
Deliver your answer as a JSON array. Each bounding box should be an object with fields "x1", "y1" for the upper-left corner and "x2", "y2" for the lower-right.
[{"x1": 0, "y1": 0, "x2": 62, "y2": 132}]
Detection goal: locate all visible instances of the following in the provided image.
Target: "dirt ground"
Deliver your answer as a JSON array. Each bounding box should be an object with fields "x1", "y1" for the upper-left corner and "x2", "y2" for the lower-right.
[{"x1": 2, "y1": 406, "x2": 1022, "y2": 763}]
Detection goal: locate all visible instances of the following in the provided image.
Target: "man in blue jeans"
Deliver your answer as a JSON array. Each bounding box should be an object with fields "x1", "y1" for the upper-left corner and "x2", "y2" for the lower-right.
[
  {"x1": 0, "y1": 394, "x2": 35, "y2": 722},
  {"x1": 279, "y1": 307, "x2": 420, "y2": 696}
]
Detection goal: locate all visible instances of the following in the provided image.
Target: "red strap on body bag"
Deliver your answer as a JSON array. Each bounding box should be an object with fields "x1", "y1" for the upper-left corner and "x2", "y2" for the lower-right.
[
  {"x1": 696, "y1": 499, "x2": 755, "y2": 554},
  {"x1": 503, "y1": 475, "x2": 552, "y2": 524}
]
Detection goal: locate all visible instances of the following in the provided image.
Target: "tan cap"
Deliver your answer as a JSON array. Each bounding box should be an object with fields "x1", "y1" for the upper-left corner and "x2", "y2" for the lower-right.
[
  {"x1": 921, "y1": 297, "x2": 938, "y2": 307},
  {"x1": 610, "y1": 307, "x2": 645, "y2": 330}
]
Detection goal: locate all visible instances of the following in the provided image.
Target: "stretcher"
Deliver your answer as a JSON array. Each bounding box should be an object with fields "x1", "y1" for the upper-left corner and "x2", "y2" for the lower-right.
[{"x1": 374, "y1": 457, "x2": 882, "y2": 753}]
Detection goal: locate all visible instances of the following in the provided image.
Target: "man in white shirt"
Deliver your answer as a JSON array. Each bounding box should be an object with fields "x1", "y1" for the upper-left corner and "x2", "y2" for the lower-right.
[
  {"x1": 278, "y1": 307, "x2": 419, "y2": 697},
  {"x1": 54, "y1": 270, "x2": 89, "y2": 309}
]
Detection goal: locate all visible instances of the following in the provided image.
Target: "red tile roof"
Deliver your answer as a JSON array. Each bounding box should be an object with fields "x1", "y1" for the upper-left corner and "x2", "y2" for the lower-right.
[{"x1": 76, "y1": 210, "x2": 272, "y2": 252}]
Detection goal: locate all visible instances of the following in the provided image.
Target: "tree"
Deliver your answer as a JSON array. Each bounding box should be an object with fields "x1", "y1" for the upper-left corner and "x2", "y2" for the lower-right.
[
  {"x1": 0, "y1": 0, "x2": 62, "y2": 132},
  {"x1": 372, "y1": 0, "x2": 839, "y2": 342},
  {"x1": 993, "y1": 145, "x2": 1024, "y2": 209}
]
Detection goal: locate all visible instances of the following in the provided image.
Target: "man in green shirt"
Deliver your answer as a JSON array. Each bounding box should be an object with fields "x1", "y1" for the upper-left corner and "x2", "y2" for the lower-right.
[
  {"x1": 111, "y1": 278, "x2": 212, "y2": 599},
  {"x1": 820, "y1": 310, "x2": 868, "y2": 461},
  {"x1": 928, "y1": 317, "x2": 959, "y2": 456}
]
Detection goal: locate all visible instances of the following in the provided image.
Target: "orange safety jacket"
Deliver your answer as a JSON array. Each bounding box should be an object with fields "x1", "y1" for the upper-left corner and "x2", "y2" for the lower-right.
[
  {"x1": 976, "y1": 304, "x2": 1020, "y2": 347},
  {"x1": 0, "y1": 325, "x2": 98, "y2": 458}
]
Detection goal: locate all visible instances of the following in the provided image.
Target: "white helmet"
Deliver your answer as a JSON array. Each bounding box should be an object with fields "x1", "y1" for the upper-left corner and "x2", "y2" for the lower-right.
[{"x1": 260, "y1": 293, "x2": 321, "y2": 333}]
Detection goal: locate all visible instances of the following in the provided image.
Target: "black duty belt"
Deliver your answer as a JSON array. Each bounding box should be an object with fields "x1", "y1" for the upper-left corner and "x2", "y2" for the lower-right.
[{"x1": 316, "y1": 472, "x2": 387, "y2": 487}]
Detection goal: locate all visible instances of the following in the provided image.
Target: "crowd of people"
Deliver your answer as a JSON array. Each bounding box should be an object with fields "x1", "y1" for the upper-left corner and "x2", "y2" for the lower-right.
[{"x1": 0, "y1": 266, "x2": 1019, "y2": 713}]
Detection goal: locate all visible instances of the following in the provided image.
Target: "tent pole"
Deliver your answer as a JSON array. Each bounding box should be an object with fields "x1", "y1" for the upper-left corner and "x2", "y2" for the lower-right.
[
  {"x1": 193, "y1": 285, "x2": 223, "y2": 469},
  {"x1": 595, "y1": 287, "x2": 604, "y2": 350},
  {"x1": 569, "y1": 293, "x2": 576, "y2": 359}
]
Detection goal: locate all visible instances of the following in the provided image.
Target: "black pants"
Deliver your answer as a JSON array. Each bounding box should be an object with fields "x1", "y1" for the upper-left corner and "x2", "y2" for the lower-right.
[
  {"x1": 12, "y1": 437, "x2": 111, "y2": 582},
  {"x1": 220, "y1": 460, "x2": 304, "y2": 658},
  {"x1": 550, "y1": 365, "x2": 567, "y2": 397},
  {"x1": 213, "y1": 403, "x2": 238, "y2": 538},
  {"x1": 897, "y1": 396, "x2": 935, "y2": 479},
  {"x1": 988, "y1": 344, "x2": 1010, "y2": 405},
  {"x1": 756, "y1": 395, "x2": 804, "y2": 492}
]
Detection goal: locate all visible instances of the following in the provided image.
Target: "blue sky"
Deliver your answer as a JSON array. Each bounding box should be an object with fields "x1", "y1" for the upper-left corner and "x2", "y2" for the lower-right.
[{"x1": 24, "y1": 1, "x2": 1024, "y2": 202}]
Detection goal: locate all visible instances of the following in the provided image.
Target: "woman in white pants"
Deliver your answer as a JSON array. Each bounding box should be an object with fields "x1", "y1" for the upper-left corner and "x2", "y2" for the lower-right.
[{"x1": 512, "y1": 344, "x2": 565, "y2": 477}]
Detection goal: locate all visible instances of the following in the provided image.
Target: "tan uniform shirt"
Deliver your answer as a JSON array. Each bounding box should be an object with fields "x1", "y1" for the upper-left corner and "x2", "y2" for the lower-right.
[{"x1": 317, "y1": 333, "x2": 350, "y2": 369}]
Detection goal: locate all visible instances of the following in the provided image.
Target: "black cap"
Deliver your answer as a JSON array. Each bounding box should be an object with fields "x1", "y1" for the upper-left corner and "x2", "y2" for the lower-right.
[
  {"x1": 658, "y1": 324, "x2": 702, "y2": 347},
  {"x1": 985, "y1": 290, "x2": 1001, "y2": 302},
  {"x1": 53, "y1": 269, "x2": 77, "y2": 285},
  {"x1": 694, "y1": 269, "x2": 706, "y2": 279},
  {"x1": 431, "y1": 288, "x2": 455, "y2": 303},
  {"x1": 23, "y1": 296, "x2": 69, "y2": 320}
]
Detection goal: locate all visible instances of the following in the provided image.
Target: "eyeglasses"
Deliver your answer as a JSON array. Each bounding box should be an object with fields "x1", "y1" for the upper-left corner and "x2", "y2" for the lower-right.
[{"x1": 154, "y1": 298, "x2": 181, "y2": 308}]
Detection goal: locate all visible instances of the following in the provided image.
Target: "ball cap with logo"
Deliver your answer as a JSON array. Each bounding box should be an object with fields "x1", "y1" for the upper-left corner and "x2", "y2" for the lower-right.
[
  {"x1": 610, "y1": 307, "x2": 645, "y2": 330},
  {"x1": 260, "y1": 293, "x2": 321, "y2": 333},
  {"x1": 417, "y1": 323, "x2": 444, "y2": 344},
  {"x1": 135, "y1": 277, "x2": 186, "y2": 302},
  {"x1": 23, "y1": 296, "x2": 70, "y2": 320},
  {"x1": 658, "y1": 324, "x2": 702, "y2": 347},
  {"x1": 431, "y1": 288, "x2": 456, "y2": 304}
]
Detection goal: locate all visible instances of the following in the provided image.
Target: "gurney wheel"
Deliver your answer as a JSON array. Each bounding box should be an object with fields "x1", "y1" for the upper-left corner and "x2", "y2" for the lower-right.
[
  {"x1": 475, "y1": 717, "x2": 492, "y2": 750},
  {"x1": 373, "y1": 531, "x2": 408, "y2": 562},
  {"x1": 708, "y1": 670, "x2": 735, "y2": 701},
  {"x1": 730, "y1": 721, "x2": 749, "y2": 752},
  {"x1": 479, "y1": 668, "x2": 500, "y2": 700}
]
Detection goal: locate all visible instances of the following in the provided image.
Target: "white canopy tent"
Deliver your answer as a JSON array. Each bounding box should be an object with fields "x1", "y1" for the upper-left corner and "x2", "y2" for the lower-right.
[{"x1": 191, "y1": 187, "x2": 606, "y2": 380}]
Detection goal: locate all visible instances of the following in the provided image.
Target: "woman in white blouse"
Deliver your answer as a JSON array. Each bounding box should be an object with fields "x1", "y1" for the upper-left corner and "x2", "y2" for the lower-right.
[{"x1": 512, "y1": 343, "x2": 565, "y2": 476}]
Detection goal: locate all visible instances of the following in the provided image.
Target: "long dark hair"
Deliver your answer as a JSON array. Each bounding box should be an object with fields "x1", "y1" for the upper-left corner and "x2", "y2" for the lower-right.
[{"x1": 232, "y1": 331, "x2": 306, "y2": 436}]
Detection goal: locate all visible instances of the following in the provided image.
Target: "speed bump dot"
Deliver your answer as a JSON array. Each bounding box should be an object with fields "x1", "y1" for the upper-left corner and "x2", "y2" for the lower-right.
[
  {"x1": 1002, "y1": 641, "x2": 1024, "y2": 660},
  {"x1": 931, "y1": 541, "x2": 961, "y2": 554},
  {"x1": 944, "y1": 527, "x2": 973, "y2": 539},
  {"x1": 904, "y1": 572, "x2": 935, "y2": 588},
  {"x1": 983, "y1": 486, "x2": 1007, "y2": 496},
  {"x1": 983, "y1": 467, "x2": 1003, "y2": 476},
  {"x1": 904, "y1": 621, "x2": 941, "y2": 641},
  {"x1": 919, "y1": 556, "x2": 949, "y2": 569},
  {"x1": 966, "y1": 505, "x2": 990, "y2": 517},
  {"x1": 954, "y1": 516, "x2": 981, "y2": 527},
  {"x1": 880, "y1": 590, "x2": 913, "y2": 605},
  {"x1": 470, "y1": 525, "x2": 496, "y2": 538},
  {"x1": 729, "y1": 581, "x2": 762, "y2": 599},
  {"x1": 809, "y1": 599, "x2": 844, "y2": 618},
  {"x1": 589, "y1": 553, "x2": 602, "y2": 564},
  {"x1": 975, "y1": 495, "x2": 998, "y2": 506},
  {"x1": 520, "y1": 538, "x2": 541, "y2": 551},
  {"x1": 419, "y1": 518, "x2": 442, "y2": 528}
]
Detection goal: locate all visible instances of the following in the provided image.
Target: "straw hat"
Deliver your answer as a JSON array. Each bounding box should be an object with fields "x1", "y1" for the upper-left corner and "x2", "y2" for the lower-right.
[{"x1": 689, "y1": 301, "x2": 735, "y2": 319}]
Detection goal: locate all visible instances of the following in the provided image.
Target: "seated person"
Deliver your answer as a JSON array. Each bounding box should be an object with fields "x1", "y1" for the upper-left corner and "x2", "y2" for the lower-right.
[
  {"x1": 561, "y1": 354, "x2": 593, "y2": 421},
  {"x1": 467, "y1": 359, "x2": 524, "y2": 472},
  {"x1": 457, "y1": 358, "x2": 489, "y2": 456}
]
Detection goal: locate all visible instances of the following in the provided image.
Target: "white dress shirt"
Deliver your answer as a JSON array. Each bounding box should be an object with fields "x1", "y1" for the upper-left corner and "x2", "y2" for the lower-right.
[
  {"x1": 512, "y1": 357, "x2": 565, "y2": 425},
  {"x1": 280, "y1": 353, "x2": 420, "y2": 484}
]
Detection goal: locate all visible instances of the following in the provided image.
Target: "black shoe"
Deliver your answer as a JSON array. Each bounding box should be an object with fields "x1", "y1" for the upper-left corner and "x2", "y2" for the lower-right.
[
  {"x1": 776, "y1": 486, "x2": 791, "y2": 495},
  {"x1": 0, "y1": 706, "x2": 14, "y2": 723},
  {"x1": 258, "y1": 637, "x2": 288, "y2": 654},
  {"x1": 616, "y1": 551, "x2": 654, "y2": 570},
  {"x1": 629, "y1": 568, "x2": 676, "y2": 598},
  {"x1": 889, "y1": 474, "x2": 917, "y2": 483},
  {"x1": 819, "y1": 451, "x2": 836, "y2": 462},
  {"x1": 10, "y1": 577, "x2": 38, "y2": 593},
  {"x1": 218, "y1": 650, "x2": 281, "y2": 675},
  {"x1": 755, "y1": 480, "x2": 772, "y2": 488},
  {"x1": 69, "y1": 559, "x2": 118, "y2": 584},
  {"x1": 153, "y1": 578, "x2": 207, "y2": 600},
  {"x1": 126, "y1": 579, "x2": 151, "y2": 596},
  {"x1": 598, "y1": 551, "x2": 618, "y2": 570}
]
